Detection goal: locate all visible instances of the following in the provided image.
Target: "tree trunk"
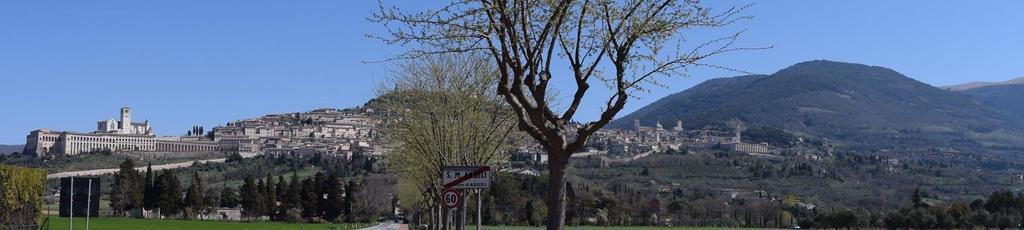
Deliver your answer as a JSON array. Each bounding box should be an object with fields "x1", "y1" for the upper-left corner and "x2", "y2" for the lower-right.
[
  {"x1": 545, "y1": 151, "x2": 569, "y2": 230},
  {"x1": 430, "y1": 205, "x2": 437, "y2": 230}
]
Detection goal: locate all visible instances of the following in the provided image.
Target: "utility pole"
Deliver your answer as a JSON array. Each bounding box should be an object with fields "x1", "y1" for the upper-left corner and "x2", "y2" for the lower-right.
[
  {"x1": 69, "y1": 177, "x2": 74, "y2": 230},
  {"x1": 457, "y1": 193, "x2": 466, "y2": 230},
  {"x1": 86, "y1": 179, "x2": 92, "y2": 230}
]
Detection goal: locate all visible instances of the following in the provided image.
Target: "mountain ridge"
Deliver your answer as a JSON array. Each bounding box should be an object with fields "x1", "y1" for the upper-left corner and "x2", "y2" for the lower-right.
[
  {"x1": 960, "y1": 84, "x2": 1024, "y2": 121},
  {"x1": 0, "y1": 144, "x2": 24, "y2": 155},
  {"x1": 611, "y1": 60, "x2": 1024, "y2": 151},
  {"x1": 944, "y1": 77, "x2": 1024, "y2": 91}
]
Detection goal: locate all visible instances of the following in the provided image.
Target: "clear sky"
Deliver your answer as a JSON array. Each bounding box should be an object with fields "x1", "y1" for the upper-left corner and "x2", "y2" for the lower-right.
[{"x1": 1, "y1": 1, "x2": 1022, "y2": 144}]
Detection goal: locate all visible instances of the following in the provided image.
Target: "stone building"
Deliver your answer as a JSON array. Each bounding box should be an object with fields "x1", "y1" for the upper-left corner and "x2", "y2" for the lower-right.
[
  {"x1": 24, "y1": 107, "x2": 220, "y2": 156},
  {"x1": 25, "y1": 130, "x2": 158, "y2": 156},
  {"x1": 96, "y1": 107, "x2": 152, "y2": 135}
]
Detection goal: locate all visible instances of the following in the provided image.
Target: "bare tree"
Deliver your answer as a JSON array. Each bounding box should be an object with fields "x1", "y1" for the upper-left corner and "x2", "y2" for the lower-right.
[
  {"x1": 377, "y1": 53, "x2": 523, "y2": 229},
  {"x1": 371, "y1": 0, "x2": 761, "y2": 229}
]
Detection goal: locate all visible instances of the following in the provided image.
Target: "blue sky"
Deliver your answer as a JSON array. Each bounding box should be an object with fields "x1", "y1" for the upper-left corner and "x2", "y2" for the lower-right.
[{"x1": 1, "y1": 1, "x2": 1022, "y2": 144}]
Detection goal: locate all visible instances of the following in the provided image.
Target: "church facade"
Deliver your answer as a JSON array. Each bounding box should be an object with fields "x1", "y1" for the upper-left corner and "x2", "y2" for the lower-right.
[{"x1": 96, "y1": 107, "x2": 152, "y2": 135}]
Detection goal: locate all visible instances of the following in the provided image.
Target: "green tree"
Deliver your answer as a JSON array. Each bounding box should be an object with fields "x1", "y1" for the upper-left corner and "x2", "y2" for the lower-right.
[
  {"x1": 372, "y1": 1, "x2": 757, "y2": 228},
  {"x1": 110, "y1": 159, "x2": 143, "y2": 217},
  {"x1": 144, "y1": 163, "x2": 157, "y2": 210},
  {"x1": 274, "y1": 175, "x2": 288, "y2": 220},
  {"x1": 183, "y1": 170, "x2": 205, "y2": 218},
  {"x1": 300, "y1": 177, "x2": 320, "y2": 219},
  {"x1": 240, "y1": 176, "x2": 259, "y2": 218},
  {"x1": 155, "y1": 170, "x2": 182, "y2": 216},
  {"x1": 276, "y1": 175, "x2": 286, "y2": 204},
  {"x1": 526, "y1": 200, "x2": 540, "y2": 226},
  {"x1": 287, "y1": 170, "x2": 301, "y2": 211},
  {"x1": 323, "y1": 174, "x2": 345, "y2": 221},
  {"x1": 255, "y1": 178, "x2": 267, "y2": 216},
  {"x1": 344, "y1": 180, "x2": 355, "y2": 223},
  {"x1": 219, "y1": 185, "x2": 238, "y2": 208},
  {"x1": 375, "y1": 53, "x2": 524, "y2": 229},
  {"x1": 912, "y1": 187, "x2": 925, "y2": 208},
  {"x1": 203, "y1": 188, "x2": 219, "y2": 211},
  {"x1": 908, "y1": 208, "x2": 936, "y2": 229},
  {"x1": 264, "y1": 173, "x2": 277, "y2": 217}
]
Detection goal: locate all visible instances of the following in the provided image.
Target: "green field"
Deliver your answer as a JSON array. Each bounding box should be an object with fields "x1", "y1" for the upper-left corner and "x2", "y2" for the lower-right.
[
  {"x1": 43, "y1": 217, "x2": 371, "y2": 230},
  {"x1": 484, "y1": 227, "x2": 755, "y2": 230},
  {"x1": 39, "y1": 217, "x2": 756, "y2": 230}
]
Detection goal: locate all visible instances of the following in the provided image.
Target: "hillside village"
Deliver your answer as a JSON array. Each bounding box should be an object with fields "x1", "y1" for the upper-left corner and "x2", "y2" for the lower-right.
[{"x1": 211, "y1": 107, "x2": 383, "y2": 158}]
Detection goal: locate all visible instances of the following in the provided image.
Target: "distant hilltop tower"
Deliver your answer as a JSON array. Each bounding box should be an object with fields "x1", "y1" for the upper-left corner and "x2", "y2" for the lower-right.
[
  {"x1": 733, "y1": 120, "x2": 743, "y2": 143},
  {"x1": 97, "y1": 106, "x2": 151, "y2": 135},
  {"x1": 634, "y1": 119, "x2": 641, "y2": 132},
  {"x1": 120, "y1": 106, "x2": 132, "y2": 130},
  {"x1": 674, "y1": 120, "x2": 683, "y2": 131}
]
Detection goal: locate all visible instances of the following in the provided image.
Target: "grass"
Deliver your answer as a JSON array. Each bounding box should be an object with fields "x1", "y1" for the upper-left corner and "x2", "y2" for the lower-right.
[
  {"x1": 42, "y1": 216, "x2": 371, "y2": 230},
  {"x1": 483, "y1": 227, "x2": 755, "y2": 230}
]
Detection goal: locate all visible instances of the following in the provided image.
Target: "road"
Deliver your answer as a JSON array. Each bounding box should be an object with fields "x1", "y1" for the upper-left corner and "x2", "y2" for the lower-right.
[
  {"x1": 46, "y1": 158, "x2": 226, "y2": 179},
  {"x1": 359, "y1": 223, "x2": 407, "y2": 230}
]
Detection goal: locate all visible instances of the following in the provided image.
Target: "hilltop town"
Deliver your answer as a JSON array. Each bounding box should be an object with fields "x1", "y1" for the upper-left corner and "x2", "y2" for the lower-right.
[
  {"x1": 21, "y1": 105, "x2": 836, "y2": 172},
  {"x1": 22, "y1": 106, "x2": 384, "y2": 161}
]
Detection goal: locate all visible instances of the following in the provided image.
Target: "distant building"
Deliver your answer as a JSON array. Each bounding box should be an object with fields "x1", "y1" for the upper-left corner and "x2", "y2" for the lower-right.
[
  {"x1": 724, "y1": 143, "x2": 773, "y2": 154},
  {"x1": 96, "y1": 107, "x2": 152, "y2": 135},
  {"x1": 24, "y1": 107, "x2": 220, "y2": 157}
]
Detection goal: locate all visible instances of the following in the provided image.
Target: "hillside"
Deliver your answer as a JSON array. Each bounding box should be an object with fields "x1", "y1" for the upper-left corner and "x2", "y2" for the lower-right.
[
  {"x1": 611, "y1": 60, "x2": 1024, "y2": 151},
  {"x1": 960, "y1": 84, "x2": 1024, "y2": 121}
]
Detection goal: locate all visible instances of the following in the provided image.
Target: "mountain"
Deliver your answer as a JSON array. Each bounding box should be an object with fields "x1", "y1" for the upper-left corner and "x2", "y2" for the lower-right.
[
  {"x1": 611, "y1": 60, "x2": 1024, "y2": 151},
  {"x1": 960, "y1": 84, "x2": 1024, "y2": 121},
  {"x1": 0, "y1": 144, "x2": 24, "y2": 155},
  {"x1": 944, "y1": 77, "x2": 1024, "y2": 91}
]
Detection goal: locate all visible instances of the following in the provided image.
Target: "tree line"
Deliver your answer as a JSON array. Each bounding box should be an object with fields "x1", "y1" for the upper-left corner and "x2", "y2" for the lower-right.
[
  {"x1": 879, "y1": 188, "x2": 1024, "y2": 229},
  {"x1": 108, "y1": 158, "x2": 376, "y2": 223}
]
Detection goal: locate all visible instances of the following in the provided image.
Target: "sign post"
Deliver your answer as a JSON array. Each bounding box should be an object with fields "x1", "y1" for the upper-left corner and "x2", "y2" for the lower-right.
[
  {"x1": 475, "y1": 189, "x2": 481, "y2": 230},
  {"x1": 442, "y1": 166, "x2": 492, "y2": 230}
]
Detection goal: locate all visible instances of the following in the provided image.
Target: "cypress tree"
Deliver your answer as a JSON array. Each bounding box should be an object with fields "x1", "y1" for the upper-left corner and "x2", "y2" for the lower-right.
[
  {"x1": 110, "y1": 159, "x2": 129, "y2": 216},
  {"x1": 183, "y1": 171, "x2": 204, "y2": 218},
  {"x1": 240, "y1": 176, "x2": 258, "y2": 218},
  {"x1": 314, "y1": 172, "x2": 328, "y2": 217},
  {"x1": 913, "y1": 187, "x2": 924, "y2": 208},
  {"x1": 220, "y1": 185, "x2": 238, "y2": 208},
  {"x1": 144, "y1": 163, "x2": 156, "y2": 210},
  {"x1": 265, "y1": 173, "x2": 277, "y2": 217},
  {"x1": 156, "y1": 170, "x2": 182, "y2": 216},
  {"x1": 287, "y1": 170, "x2": 301, "y2": 211},
  {"x1": 323, "y1": 174, "x2": 344, "y2": 221},
  {"x1": 256, "y1": 178, "x2": 267, "y2": 217},
  {"x1": 300, "y1": 178, "x2": 319, "y2": 219},
  {"x1": 111, "y1": 159, "x2": 143, "y2": 216},
  {"x1": 276, "y1": 175, "x2": 287, "y2": 203},
  {"x1": 204, "y1": 187, "x2": 219, "y2": 211},
  {"x1": 343, "y1": 180, "x2": 356, "y2": 222}
]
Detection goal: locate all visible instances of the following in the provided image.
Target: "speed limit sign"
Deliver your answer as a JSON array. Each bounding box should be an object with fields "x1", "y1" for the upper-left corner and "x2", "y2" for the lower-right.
[{"x1": 442, "y1": 189, "x2": 461, "y2": 209}]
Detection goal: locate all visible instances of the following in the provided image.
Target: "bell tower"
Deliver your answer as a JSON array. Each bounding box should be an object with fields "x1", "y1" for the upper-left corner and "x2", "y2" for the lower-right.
[{"x1": 120, "y1": 107, "x2": 132, "y2": 131}]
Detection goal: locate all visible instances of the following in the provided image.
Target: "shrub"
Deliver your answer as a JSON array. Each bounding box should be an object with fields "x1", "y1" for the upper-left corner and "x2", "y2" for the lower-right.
[{"x1": 0, "y1": 165, "x2": 47, "y2": 227}]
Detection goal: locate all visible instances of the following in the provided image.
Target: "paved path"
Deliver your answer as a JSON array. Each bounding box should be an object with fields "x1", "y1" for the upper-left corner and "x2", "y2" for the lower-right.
[
  {"x1": 46, "y1": 158, "x2": 226, "y2": 179},
  {"x1": 358, "y1": 223, "x2": 407, "y2": 230}
]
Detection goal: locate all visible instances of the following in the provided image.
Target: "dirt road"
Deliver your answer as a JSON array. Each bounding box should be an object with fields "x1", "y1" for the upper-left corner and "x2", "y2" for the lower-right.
[{"x1": 45, "y1": 158, "x2": 226, "y2": 179}]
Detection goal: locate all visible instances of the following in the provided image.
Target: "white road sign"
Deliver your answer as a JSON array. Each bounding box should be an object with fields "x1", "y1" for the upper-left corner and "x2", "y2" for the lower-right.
[
  {"x1": 442, "y1": 166, "x2": 491, "y2": 189},
  {"x1": 442, "y1": 189, "x2": 461, "y2": 209}
]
